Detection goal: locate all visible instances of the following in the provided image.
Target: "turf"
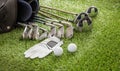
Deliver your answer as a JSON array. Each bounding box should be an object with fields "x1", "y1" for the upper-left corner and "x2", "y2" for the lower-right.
[{"x1": 0, "y1": 0, "x2": 120, "y2": 71}]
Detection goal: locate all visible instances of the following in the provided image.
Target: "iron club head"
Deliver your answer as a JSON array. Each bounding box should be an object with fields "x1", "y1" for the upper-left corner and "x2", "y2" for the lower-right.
[
  {"x1": 38, "y1": 27, "x2": 48, "y2": 40},
  {"x1": 60, "y1": 21, "x2": 74, "y2": 38}
]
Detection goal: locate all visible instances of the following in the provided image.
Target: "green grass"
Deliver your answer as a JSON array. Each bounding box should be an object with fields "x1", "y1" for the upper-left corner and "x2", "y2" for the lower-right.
[{"x1": 0, "y1": 0, "x2": 120, "y2": 71}]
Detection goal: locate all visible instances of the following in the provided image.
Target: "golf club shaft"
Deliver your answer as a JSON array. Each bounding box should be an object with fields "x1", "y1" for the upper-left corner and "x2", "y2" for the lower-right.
[
  {"x1": 34, "y1": 16, "x2": 56, "y2": 25},
  {"x1": 35, "y1": 16, "x2": 64, "y2": 27},
  {"x1": 40, "y1": 10, "x2": 68, "y2": 21},
  {"x1": 38, "y1": 11, "x2": 73, "y2": 24},
  {"x1": 37, "y1": 10, "x2": 73, "y2": 26},
  {"x1": 34, "y1": 17, "x2": 46, "y2": 22},
  {"x1": 40, "y1": 5, "x2": 76, "y2": 15},
  {"x1": 38, "y1": 11, "x2": 52, "y2": 19},
  {"x1": 33, "y1": 19, "x2": 45, "y2": 24},
  {"x1": 35, "y1": 16, "x2": 56, "y2": 23},
  {"x1": 38, "y1": 12, "x2": 70, "y2": 26},
  {"x1": 34, "y1": 18, "x2": 56, "y2": 28},
  {"x1": 39, "y1": 9, "x2": 74, "y2": 22}
]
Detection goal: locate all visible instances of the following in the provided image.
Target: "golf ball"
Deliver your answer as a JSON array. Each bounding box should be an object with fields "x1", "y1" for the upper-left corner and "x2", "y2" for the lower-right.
[
  {"x1": 68, "y1": 43, "x2": 77, "y2": 52},
  {"x1": 53, "y1": 47, "x2": 63, "y2": 56}
]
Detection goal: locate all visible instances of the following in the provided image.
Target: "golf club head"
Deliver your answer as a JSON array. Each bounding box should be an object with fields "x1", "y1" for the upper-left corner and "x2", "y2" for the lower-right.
[
  {"x1": 48, "y1": 27, "x2": 57, "y2": 37},
  {"x1": 31, "y1": 24, "x2": 40, "y2": 40},
  {"x1": 74, "y1": 12, "x2": 88, "y2": 24},
  {"x1": 77, "y1": 17, "x2": 92, "y2": 32},
  {"x1": 46, "y1": 23, "x2": 57, "y2": 37},
  {"x1": 65, "y1": 25, "x2": 74, "y2": 38},
  {"x1": 57, "y1": 26, "x2": 64, "y2": 38},
  {"x1": 86, "y1": 6, "x2": 98, "y2": 17},
  {"x1": 59, "y1": 21, "x2": 74, "y2": 38},
  {"x1": 28, "y1": 26, "x2": 33, "y2": 39},
  {"x1": 39, "y1": 31, "x2": 48, "y2": 40},
  {"x1": 22, "y1": 26, "x2": 29, "y2": 39},
  {"x1": 51, "y1": 22, "x2": 64, "y2": 38},
  {"x1": 38, "y1": 27, "x2": 48, "y2": 40},
  {"x1": 22, "y1": 25, "x2": 30, "y2": 39}
]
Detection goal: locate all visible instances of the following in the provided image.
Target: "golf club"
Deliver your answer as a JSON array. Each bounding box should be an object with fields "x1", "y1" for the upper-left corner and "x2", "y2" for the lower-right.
[
  {"x1": 39, "y1": 8, "x2": 92, "y2": 32},
  {"x1": 38, "y1": 11, "x2": 73, "y2": 27},
  {"x1": 77, "y1": 17, "x2": 92, "y2": 32},
  {"x1": 18, "y1": 22, "x2": 48, "y2": 40},
  {"x1": 33, "y1": 17, "x2": 65, "y2": 38},
  {"x1": 18, "y1": 22, "x2": 33, "y2": 39},
  {"x1": 37, "y1": 11, "x2": 74, "y2": 38},
  {"x1": 31, "y1": 18, "x2": 57, "y2": 37},
  {"x1": 34, "y1": 16, "x2": 64, "y2": 38},
  {"x1": 34, "y1": 15, "x2": 74, "y2": 38},
  {"x1": 86, "y1": 6, "x2": 98, "y2": 17},
  {"x1": 40, "y1": 5, "x2": 98, "y2": 23}
]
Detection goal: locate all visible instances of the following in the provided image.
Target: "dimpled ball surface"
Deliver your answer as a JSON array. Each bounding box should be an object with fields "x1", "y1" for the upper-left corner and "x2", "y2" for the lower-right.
[
  {"x1": 53, "y1": 47, "x2": 63, "y2": 56},
  {"x1": 68, "y1": 43, "x2": 77, "y2": 53}
]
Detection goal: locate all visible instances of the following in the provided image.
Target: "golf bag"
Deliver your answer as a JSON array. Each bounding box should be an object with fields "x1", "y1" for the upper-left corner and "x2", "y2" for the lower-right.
[
  {"x1": 0, "y1": 0, "x2": 39, "y2": 33},
  {"x1": 0, "y1": 0, "x2": 17, "y2": 33}
]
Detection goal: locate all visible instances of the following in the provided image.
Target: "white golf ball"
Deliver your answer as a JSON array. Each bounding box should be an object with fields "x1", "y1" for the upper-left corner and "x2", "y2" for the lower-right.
[
  {"x1": 68, "y1": 43, "x2": 77, "y2": 52},
  {"x1": 53, "y1": 47, "x2": 63, "y2": 56}
]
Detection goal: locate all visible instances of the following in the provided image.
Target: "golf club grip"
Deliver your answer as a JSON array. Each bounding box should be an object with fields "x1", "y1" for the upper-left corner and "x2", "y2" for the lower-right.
[
  {"x1": 35, "y1": 15, "x2": 60, "y2": 23},
  {"x1": 40, "y1": 5, "x2": 76, "y2": 15},
  {"x1": 40, "y1": 10, "x2": 68, "y2": 21},
  {"x1": 35, "y1": 16, "x2": 60, "y2": 24}
]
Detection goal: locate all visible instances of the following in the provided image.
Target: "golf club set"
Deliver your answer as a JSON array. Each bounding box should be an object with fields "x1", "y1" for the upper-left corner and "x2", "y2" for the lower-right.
[
  {"x1": 0, "y1": 0, "x2": 98, "y2": 36},
  {"x1": 0, "y1": 0, "x2": 98, "y2": 58},
  {"x1": 38, "y1": 5, "x2": 98, "y2": 32},
  {"x1": 16, "y1": 0, "x2": 98, "y2": 40}
]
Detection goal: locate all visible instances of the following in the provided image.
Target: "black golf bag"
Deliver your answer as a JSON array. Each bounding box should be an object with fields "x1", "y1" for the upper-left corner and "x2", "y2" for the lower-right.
[
  {"x1": 0, "y1": 0, "x2": 39, "y2": 33},
  {"x1": 0, "y1": 0, "x2": 17, "y2": 33}
]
